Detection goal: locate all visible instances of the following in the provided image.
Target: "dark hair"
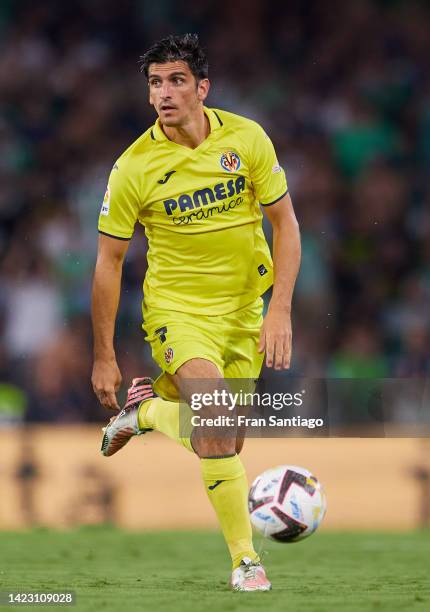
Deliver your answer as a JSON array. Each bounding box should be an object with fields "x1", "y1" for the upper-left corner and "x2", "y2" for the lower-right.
[{"x1": 139, "y1": 33, "x2": 208, "y2": 81}]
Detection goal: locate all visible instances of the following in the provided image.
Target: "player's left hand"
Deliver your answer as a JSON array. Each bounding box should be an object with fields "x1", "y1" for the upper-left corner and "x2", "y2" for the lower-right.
[{"x1": 258, "y1": 305, "x2": 292, "y2": 369}]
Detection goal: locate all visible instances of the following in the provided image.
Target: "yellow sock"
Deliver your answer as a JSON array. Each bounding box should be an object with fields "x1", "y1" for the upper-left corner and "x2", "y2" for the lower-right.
[
  {"x1": 201, "y1": 455, "x2": 258, "y2": 569},
  {"x1": 138, "y1": 397, "x2": 194, "y2": 453}
]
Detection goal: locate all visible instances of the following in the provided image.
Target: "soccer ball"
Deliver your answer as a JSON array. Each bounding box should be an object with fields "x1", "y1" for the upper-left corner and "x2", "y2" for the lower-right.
[{"x1": 248, "y1": 465, "x2": 327, "y2": 542}]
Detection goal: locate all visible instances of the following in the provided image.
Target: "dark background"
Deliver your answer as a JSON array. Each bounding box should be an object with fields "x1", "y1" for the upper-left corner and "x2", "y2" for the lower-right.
[{"x1": 0, "y1": 0, "x2": 429, "y2": 423}]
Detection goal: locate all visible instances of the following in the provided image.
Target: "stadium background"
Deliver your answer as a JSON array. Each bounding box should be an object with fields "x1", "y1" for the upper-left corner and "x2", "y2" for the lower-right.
[{"x1": 0, "y1": 0, "x2": 429, "y2": 533}]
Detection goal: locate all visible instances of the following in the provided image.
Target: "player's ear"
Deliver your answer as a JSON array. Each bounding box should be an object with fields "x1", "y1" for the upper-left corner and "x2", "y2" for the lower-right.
[{"x1": 197, "y1": 78, "x2": 210, "y2": 102}]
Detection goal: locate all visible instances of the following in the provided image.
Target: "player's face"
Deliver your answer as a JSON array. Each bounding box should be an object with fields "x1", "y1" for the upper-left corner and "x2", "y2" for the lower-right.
[{"x1": 148, "y1": 61, "x2": 209, "y2": 126}]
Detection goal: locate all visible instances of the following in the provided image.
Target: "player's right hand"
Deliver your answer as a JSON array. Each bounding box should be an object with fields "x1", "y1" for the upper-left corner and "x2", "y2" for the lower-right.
[{"x1": 91, "y1": 359, "x2": 122, "y2": 411}]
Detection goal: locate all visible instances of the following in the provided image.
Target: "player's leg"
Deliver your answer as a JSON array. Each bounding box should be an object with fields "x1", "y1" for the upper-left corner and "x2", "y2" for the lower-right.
[
  {"x1": 170, "y1": 358, "x2": 261, "y2": 574},
  {"x1": 138, "y1": 357, "x2": 261, "y2": 567}
]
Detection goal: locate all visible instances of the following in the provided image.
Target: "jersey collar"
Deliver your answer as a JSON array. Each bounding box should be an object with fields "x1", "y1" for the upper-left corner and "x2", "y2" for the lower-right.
[{"x1": 151, "y1": 107, "x2": 222, "y2": 143}]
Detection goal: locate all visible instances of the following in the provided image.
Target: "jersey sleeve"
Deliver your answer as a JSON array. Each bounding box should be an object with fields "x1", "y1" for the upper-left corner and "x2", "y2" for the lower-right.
[
  {"x1": 98, "y1": 162, "x2": 140, "y2": 240},
  {"x1": 249, "y1": 124, "x2": 288, "y2": 206}
]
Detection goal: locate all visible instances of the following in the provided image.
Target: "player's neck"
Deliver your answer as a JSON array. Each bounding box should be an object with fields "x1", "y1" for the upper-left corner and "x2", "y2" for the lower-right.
[{"x1": 162, "y1": 110, "x2": 210, "y2": 149}]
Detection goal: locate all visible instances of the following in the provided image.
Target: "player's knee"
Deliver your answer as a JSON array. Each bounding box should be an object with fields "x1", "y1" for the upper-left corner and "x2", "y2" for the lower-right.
[{"x1": 193, "y1": 436, "x2": 236, "y2": 458}]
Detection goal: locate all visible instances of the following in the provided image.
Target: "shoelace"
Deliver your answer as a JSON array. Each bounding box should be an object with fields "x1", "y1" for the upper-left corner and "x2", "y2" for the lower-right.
[
  {"x1": 124, "y1": 379, "x2": 154, "y2": 410},
  {"x1": 243, "y1": 563, "x2": 260, "y2": 580}
]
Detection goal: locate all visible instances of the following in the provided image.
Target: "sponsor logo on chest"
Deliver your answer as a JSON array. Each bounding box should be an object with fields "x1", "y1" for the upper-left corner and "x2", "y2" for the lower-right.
[{"x1": 163, "y1": 175, "x2": 246, "y2": 216}]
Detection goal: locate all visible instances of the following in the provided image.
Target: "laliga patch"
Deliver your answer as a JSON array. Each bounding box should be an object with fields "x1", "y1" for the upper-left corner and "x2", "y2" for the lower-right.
[
  {"x1": 272, "y1": 164, "x2": 282, "y2": 174},
  {"x1": 100, "y1": 186, "x2": 110, "y2": 216},
  {"x1": 220, "y1": 151, "x2": 241, "y2": 172},
  {"x1": 164, "y1": 347, "x2": 174, "y2": 364}
]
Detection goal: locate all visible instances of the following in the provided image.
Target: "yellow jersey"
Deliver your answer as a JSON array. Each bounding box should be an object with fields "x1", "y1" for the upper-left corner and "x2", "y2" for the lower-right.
[{"x1": 98, "y1": 107, "x2": 287, "y2": 315}]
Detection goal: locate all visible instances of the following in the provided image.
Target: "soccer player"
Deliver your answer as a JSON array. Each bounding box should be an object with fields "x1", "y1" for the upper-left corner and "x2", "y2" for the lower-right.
[{"x1": 91, "y1": 34, "x2": 301, "y2": 591}]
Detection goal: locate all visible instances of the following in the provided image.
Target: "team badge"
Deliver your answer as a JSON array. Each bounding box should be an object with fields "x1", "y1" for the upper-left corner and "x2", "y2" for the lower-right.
[
  {"x1": 164, "y1": 347, "x2": 174, "y2": 364},
  {"x1": 220, "y1": 151, "x2": 241, "y2": 172},
  {"x1": 100, "y1": 186, "x2": 110, "y2": 216}
]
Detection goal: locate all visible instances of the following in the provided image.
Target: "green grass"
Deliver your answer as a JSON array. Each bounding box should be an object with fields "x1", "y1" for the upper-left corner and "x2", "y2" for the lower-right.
[{"x1": 0, "y1": 528, "x2": 429, "y2": 611}]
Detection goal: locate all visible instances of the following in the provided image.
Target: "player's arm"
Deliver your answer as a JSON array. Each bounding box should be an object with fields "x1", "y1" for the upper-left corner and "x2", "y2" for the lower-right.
[
  {"x1": 91, "y1": 234, "x2": 130, "y2": 410},
  {"x1": 92, "y1": 158, "x2": 140, "y2": 409},
  {"x1": 259, "y1": 193, "x2": 301, "y2": 369}
]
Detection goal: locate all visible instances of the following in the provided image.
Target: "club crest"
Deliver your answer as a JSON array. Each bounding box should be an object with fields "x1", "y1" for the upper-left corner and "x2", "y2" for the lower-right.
[
  {"x1": 164, "y1": 347, "x2": 174, "y2": 364},
  {"x1": 220, "y1": 151, "x2": 241, "y2": 172}
]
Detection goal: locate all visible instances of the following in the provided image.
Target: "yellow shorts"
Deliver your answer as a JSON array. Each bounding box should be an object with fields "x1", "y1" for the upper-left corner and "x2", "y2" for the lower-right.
[{"x1": 142, "y1": 297, "x2": 264, "y2": 401}]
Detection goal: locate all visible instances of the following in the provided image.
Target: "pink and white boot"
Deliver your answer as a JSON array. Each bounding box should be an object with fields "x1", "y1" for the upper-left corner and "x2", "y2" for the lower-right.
[
  {"x1": 100, "y1": 377, "x2": 156, "y2": 457},
  {"x1": 230, "y1": 557, "x2": 272, "y2": 592}
]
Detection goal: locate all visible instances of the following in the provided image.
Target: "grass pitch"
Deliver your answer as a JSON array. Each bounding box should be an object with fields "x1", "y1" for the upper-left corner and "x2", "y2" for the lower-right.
[{"x1": 0, "y1": 528, "x2": 429, "y2": 611}]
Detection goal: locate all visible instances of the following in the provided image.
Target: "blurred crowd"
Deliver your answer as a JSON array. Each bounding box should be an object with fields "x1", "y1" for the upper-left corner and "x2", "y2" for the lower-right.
[{"x1": 0, "y1": 0, "x2": 429, "y2": 423}]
